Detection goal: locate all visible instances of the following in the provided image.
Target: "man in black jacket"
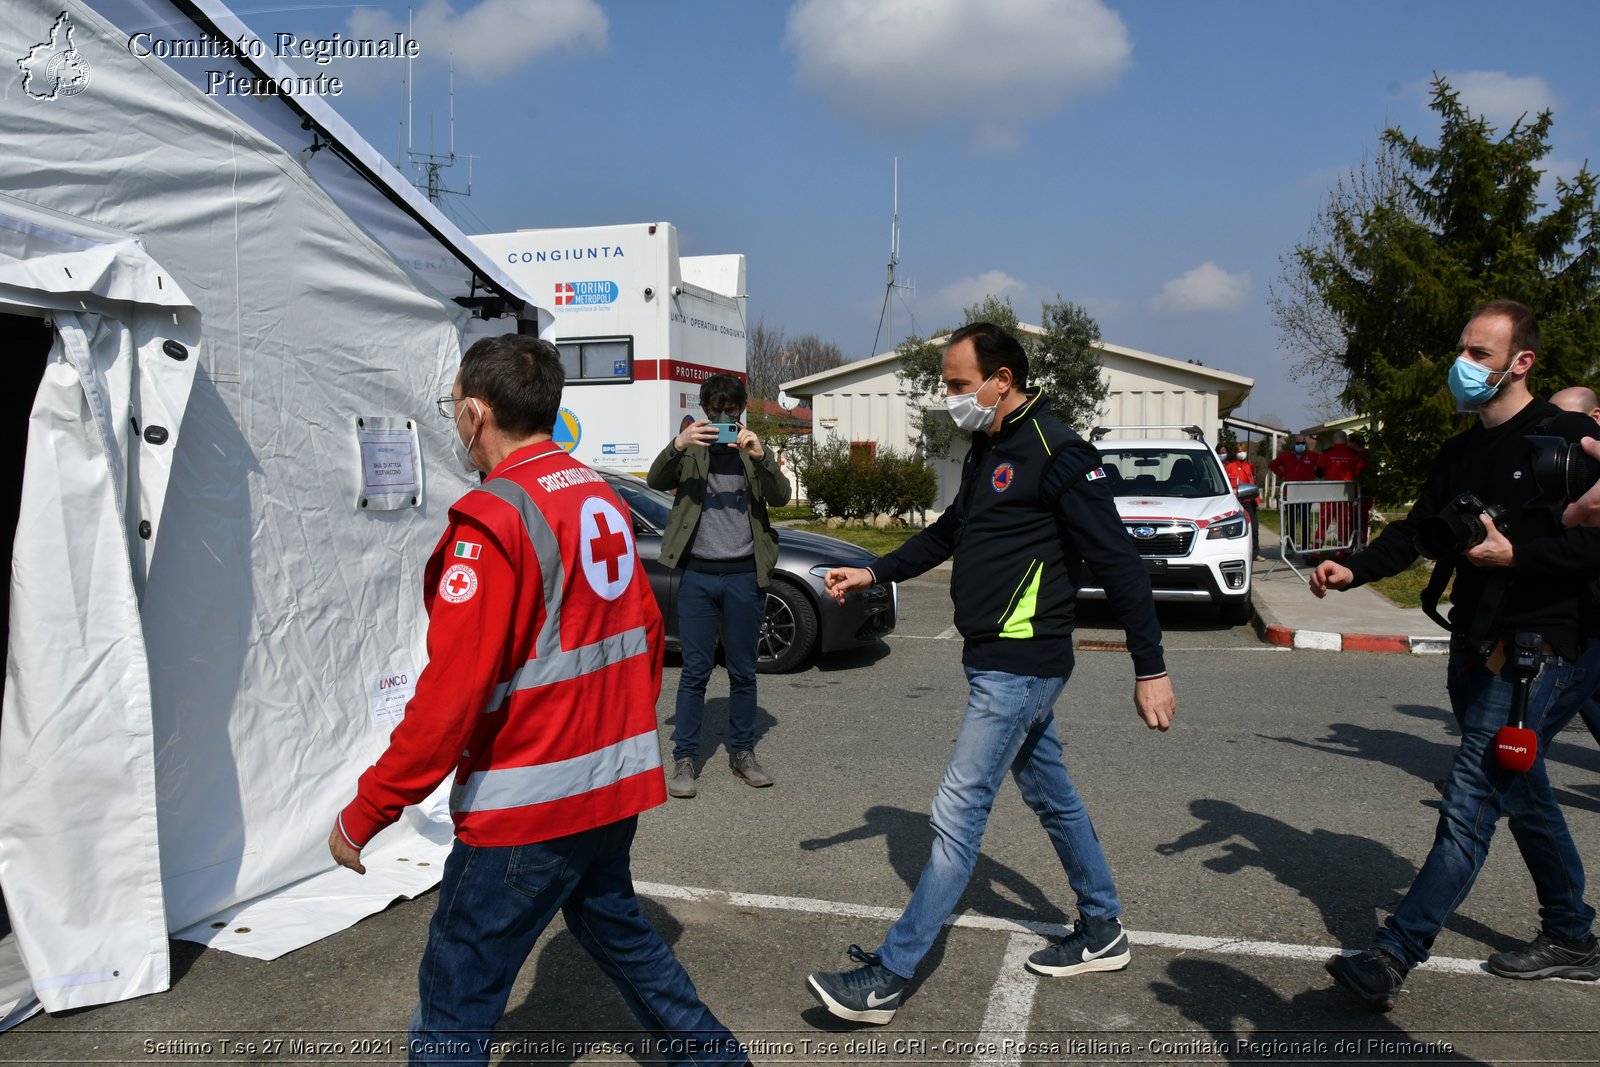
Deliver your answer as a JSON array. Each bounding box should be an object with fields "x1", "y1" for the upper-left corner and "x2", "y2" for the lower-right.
[
  {"x1": 1313, "y1": 299, "x2": 1600, "y2": 1009},
  {"x1": 804, "y1": 322, "x2": 1175, "y2": 1025}
]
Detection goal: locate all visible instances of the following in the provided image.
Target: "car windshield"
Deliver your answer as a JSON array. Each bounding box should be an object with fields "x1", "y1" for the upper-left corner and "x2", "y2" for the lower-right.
[
  {"x1": 605, "y1": 476, "x2": 674, "y2": 529},
  {"x1": 1095, "y1": 447, "x2": 1230, "y2": 499}
]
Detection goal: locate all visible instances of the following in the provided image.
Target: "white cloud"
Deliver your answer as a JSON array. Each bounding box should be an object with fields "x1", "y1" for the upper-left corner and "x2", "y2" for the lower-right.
[
  {"x1": 785, "y1": 0, "x2": 1130, "y2": 150},
  {"x1": 333, "y1": 0, "x2": 606, "y2": 90},
  {"x1": 1411, "y1": 71, "x2": 1556, "y2": 131},
  {"x1": 918, "y1": 270, "x2": 1038, "y2": 327},
  {"x1": 1148, "y1": 262, "x2": 1251, "y2": 315}
]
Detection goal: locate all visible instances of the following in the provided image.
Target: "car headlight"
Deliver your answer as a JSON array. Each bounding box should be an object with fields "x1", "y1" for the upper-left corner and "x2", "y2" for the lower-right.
[{"x1": 1207, "y1": 515, "x2": 1248, "y2": 540}]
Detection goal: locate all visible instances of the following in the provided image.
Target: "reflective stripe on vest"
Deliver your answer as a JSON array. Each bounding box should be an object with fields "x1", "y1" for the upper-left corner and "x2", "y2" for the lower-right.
[{"x1": 451, "y1": 729, "x2": 660, "y2": 813}]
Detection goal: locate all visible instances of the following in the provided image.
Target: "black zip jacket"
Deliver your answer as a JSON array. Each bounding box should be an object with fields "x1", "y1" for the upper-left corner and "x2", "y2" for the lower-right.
[
  {"x1": 870, "y1": 392, "x2": 1167, "y2": 678},
  {"x1": 1344, "y1": 398, "x2": 1600, "y2": 659}
]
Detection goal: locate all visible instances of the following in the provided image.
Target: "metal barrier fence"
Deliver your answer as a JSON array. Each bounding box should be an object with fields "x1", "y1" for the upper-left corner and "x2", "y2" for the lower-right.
[{"x1": 1275, "y1": 480, "x2": 1363, "y2": 580}]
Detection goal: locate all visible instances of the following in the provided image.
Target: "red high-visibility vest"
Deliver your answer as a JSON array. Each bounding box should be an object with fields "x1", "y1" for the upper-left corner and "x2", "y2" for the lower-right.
[{"x1": 341, "y1": 442, "x2": 666, "y2": 849}]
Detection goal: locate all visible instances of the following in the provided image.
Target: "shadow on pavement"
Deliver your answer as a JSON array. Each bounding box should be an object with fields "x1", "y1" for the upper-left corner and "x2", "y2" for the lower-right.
[
  {"x1": 1150, "y1": 957, "x2": 1489, "y2": 1065},
  {"x1": 800, "y1": 805, "x2": 1069, "y2": 934},
  {"x1": 1155, "y1": 799, "x2": 1520, "y2": 955}
]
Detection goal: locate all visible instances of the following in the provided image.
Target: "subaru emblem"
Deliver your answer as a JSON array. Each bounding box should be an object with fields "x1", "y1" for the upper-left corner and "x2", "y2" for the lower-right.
[{"x1": 1133, "y1": 525, "x2": 1156, "y2": 539}]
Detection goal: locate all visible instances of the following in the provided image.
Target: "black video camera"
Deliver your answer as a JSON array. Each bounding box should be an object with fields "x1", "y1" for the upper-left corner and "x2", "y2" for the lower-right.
[
  {"x1": 1418, "y1": 492, "x2": 1509, "y2": 559},
  {"x1": 1523, "y1": 434, "x2": 1600, "y2": 506}
]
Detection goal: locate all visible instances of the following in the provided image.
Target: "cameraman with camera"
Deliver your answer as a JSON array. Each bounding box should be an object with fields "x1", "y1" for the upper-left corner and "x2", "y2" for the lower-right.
[{"x1": 1311, "y1": 300, "x2": 1600, "y2": 1009}]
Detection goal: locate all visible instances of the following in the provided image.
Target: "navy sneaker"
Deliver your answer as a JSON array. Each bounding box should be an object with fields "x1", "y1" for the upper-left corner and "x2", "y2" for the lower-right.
[
  {"x1": 806, "y1": 945, "x2": 907, "y2": 1025},
  {"x1": 1325, "y1": 948, "x2": 1408, "y2": 1011},
  {"x1": 1025, "y1": 918, "x2": 1131, "y2": 977},
  {"x1": 1487, "y1": 930, "x2": 1600, "y2": 980}
]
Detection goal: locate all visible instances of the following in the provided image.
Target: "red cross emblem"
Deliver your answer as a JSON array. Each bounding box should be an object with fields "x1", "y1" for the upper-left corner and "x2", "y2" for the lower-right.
[
  {"x1": 439, "y1": 563, "x2": 478, "y2": 604},
  {"x1": 579, "y1": 496, "x2": 635, "y2": 600},
  {"x1": 589, "y1": 510, "x2": 629, "y2": 584}
]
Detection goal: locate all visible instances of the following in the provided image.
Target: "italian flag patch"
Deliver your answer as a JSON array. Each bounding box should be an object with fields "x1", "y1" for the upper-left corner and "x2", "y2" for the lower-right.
[{"x1": 453, "y1": 541, "x2": 481, "y2": 560}]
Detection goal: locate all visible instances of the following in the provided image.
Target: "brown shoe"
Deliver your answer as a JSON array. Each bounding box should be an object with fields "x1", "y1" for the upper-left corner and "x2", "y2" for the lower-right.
[
  {"x1": 730, "y1": 750, "x2": 773, "y2": 788},
  {"x1": 666, "y1": 757, "x2": 698, "y2": 798}
]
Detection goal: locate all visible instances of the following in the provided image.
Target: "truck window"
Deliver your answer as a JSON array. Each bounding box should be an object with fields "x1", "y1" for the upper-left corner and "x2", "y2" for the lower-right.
[{"x1": 556, "y1": 336, "x2": 634, "y2": 384}]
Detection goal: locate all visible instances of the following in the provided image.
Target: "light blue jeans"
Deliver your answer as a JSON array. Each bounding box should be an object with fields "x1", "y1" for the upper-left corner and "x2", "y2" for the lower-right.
[{"x1": 877, "y1": 667, "x2": 1121, "y2": 979}]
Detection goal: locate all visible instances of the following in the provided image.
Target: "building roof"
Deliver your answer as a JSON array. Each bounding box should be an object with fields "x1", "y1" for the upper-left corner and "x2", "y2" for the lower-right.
[{"x1": 782, "y1": 325, "x2": 1254, "y2": 415}]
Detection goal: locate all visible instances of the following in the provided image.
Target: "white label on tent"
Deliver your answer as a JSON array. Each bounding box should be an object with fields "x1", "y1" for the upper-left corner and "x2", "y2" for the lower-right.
[
  {"x1": 356, "y1": 417, "x2": 423, "y2": 510},
  {"x1": 368, "y1": 667, "x2": 417, "y2": 730}
]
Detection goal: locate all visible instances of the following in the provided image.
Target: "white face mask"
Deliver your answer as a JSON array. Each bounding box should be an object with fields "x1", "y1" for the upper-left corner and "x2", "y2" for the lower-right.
[
  {"x1": 453, "y1": 398, "x2": 482, "y2": 473},
  {"x1": 945, "y1": 372, "x2": 1000, "y2": 433},
  {"x1": 1236, "y1": 451, "x2": 1248, "y2": 461}
]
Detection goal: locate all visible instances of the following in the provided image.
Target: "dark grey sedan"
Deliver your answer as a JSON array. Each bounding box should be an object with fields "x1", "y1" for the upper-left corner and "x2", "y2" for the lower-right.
[{"x1": 599, "y1": 472, "x2": 898, "y2": 672}]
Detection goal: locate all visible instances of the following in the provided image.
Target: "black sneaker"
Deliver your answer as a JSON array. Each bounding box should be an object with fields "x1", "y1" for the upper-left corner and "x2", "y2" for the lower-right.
[
  {"x1": 1325, "y1": 948, "x2": 1408, "y2": 1011},
  {"x1": 1025, "y1": 918, "x2": 1131, "y2": 977},
  {"x1": 1487, "y1": 930, "x2": 1600, "y2": 980},
  {"x1": 806, "y1": 945, "x2": 907, "y2": 1025}
]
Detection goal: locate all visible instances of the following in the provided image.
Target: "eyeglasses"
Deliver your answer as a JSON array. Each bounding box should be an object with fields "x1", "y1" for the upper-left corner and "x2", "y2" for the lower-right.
[{"x1": 437, "y1": 395, "x2": 467, "y2": 419}]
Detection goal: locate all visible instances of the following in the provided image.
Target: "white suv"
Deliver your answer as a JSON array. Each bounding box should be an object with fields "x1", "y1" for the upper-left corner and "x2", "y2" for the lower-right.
[{"x1": 1077, "y1": 426, "x2": 1255, "y2": 624}]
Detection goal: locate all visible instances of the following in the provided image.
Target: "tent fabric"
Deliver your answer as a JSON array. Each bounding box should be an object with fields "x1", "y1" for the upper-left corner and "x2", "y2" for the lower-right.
[
  {"x1": 0, "y1": 197, "x2": 201, "y2": 1016},
  {"x1": 88, "y1": 0, "x2": 552, "y2": 337},
  {"x1": 0, "y1": 0, "x2": 548, "y2": 1019}
]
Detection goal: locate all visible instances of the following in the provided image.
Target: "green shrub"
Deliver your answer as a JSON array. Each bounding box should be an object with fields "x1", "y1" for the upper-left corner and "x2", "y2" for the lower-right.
[{"x1": 789, "y1": 438, "x2": 937, "y2": 522}]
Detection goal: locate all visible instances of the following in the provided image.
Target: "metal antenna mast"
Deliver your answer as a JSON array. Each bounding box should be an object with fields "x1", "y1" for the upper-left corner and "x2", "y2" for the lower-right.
[
  {"x1": 872, "y1": 158, "x2": 915, "y2": 357},
  {"x1": 402, "y1": 7, "x2": 474, "y2": 207}
]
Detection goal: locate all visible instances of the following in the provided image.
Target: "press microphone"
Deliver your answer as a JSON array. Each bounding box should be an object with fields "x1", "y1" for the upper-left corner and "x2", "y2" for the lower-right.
[
  {"x1": 1496, "y1": 633, "x2": 1543, "y2": 772},
  {"x1": 1495, "y1": 715, "x2": 1537, "y2": 771}
]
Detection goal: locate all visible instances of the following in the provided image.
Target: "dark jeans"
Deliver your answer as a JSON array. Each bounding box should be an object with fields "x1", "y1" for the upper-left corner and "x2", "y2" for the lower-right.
[
  {"x1": 1372, "y1": 640, "x2": 1598, "y2": 968},
  {"x1": 408, "y1": 818, "x2": 743, "y2": 1067},
  {"x1": 673, "y1": 568, "x2": 761, "y2": 759}
]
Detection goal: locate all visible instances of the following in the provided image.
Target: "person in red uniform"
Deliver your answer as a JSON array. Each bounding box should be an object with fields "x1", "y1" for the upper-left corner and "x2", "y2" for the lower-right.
[
  {"x1": 328, "y1": 335, "x2": 745, "y2": 1067},
  {"x1": 1316, "y1": 430, "x2": 1368, "y2": 551},
  {"x1": 1269, "y1": 435, "x2": 1321, "y2": 552},
  {"x1": 1221, "y1": 443, "x2": 1262, "y2": 559}
]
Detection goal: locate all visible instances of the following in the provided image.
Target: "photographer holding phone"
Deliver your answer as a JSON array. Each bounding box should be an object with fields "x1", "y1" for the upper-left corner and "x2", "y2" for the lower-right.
[
  {"x1": 649, "y1": 373, "x2": 791, "y2": 798},
  {"x1": 1311, "y1": 300, "x2": 1600, "y2": 1009}
]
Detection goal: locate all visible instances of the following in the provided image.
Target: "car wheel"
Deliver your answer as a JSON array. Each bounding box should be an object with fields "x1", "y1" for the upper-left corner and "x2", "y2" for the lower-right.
[
  {"x1": 756, "y1": 580, "x2": 819, "y2": 673},
  {"x1": 1219, "y1": 595, "x2": 1254, "y2": 626}
]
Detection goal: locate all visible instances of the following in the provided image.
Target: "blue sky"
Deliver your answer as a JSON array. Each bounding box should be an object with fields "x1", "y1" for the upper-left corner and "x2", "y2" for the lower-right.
[{"x1": 238, "y1": 0, "x2": 1598, "y2": 433}]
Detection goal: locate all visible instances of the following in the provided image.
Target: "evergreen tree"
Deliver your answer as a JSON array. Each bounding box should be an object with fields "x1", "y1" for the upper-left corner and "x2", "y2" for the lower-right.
[{"x1": 1271, "y1": 76, "x2": 1600, "y2": 502}]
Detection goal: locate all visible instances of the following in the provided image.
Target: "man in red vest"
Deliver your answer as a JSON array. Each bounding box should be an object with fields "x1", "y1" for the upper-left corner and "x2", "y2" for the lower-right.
[
  {"x1": 329, "y1": 335, "x2": 745, "y2": 1066},
  {"x1": 1221, "y1": 442, "x2": 1262, "y2": 559},
  {"x1": 1269, "y1": 435, "x2": 1321, "y2": 552},
  {"x1": 1316, "y1": 430, "x2": 1367, "y2": 550}
]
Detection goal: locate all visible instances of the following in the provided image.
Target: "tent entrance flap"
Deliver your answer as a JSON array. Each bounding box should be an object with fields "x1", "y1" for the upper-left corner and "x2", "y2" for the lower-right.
[{"x1": 0, "y1": 219, "x2": 202, "y2": 1014}]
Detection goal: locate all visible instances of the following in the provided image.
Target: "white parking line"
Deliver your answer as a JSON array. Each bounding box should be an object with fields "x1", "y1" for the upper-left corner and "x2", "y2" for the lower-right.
[
  {"x1": 632, "y1": 881, "x2": 1521, "y2": 980},
  {"x1": 973, "y1": 934, "x2": 1040, "y2": 1067},
  {"x1": 888, "y1": 626, "x2": 961, "y2": 640}
]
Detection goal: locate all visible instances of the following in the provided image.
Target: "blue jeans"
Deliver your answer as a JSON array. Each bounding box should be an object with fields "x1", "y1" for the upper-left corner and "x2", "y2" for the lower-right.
[
  {"x1": 673, "y1": 568, "x2": 762, "y2": 759},
  {"x1": 408, "y1": 817, "x2": 743, "y2": 1067},
  {"x1": 1373, "y1": 640, "x2": 1597, "y2": 968},
  {"x1": 877, "y1": 668, "x2": 1121, "y2": 979}
]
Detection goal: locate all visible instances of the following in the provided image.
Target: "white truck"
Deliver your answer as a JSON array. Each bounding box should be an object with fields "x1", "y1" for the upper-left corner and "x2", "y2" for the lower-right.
[{"x1": 469, "y1": 222, "x2": 747, "y2": 474}]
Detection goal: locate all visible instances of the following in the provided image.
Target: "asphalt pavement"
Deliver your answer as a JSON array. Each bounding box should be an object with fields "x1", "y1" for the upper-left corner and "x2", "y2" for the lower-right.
[{"x1": 8, "y1": 569, "x2": 1600, "y2": 1066}]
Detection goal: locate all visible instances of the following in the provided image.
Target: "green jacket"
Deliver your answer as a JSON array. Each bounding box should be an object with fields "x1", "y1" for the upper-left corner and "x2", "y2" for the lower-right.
[{"x1": 647, "y1": 440, "x2": 792, "y2": 587}]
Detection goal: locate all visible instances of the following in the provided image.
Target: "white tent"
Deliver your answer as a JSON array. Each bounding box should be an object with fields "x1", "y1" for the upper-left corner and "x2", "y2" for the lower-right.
[{"x1": 0, "y1": 0, "x2": 551, "y2": 1025}]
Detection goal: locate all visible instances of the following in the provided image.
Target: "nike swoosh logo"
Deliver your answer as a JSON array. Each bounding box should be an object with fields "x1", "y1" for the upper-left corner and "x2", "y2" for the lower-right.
[
  {"x1": 865, "y1": 990, "x2": 899, "y2": 1008},
  {"x1": 1080, "y1": 937, "x2": 1124, "y2": 963}
]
